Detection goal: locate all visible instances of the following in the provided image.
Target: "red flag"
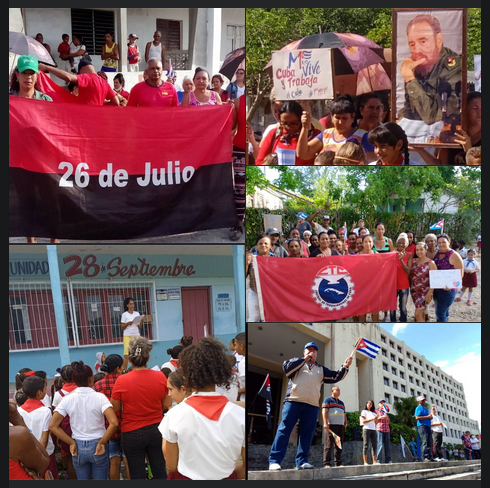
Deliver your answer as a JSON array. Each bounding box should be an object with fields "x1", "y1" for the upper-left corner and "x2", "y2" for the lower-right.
[
  {"x1": 253, "y1": 253, "x2": 398, "y2": 321},
  {"x1": 9, "y1": 97, "x2": 236, "y2": 239},
  {"x1": 36, "y1": 71, "x2": 77, "y2": 103}
]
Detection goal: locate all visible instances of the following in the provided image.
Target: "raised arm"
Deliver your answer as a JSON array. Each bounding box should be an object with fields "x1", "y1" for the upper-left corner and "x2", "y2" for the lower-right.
[
  {"x1": 296, "y1": 111, "x2": 323, "y2": 160},
  {"x1": 39, "y1": 63, "x2": 78, "y2": 84}
]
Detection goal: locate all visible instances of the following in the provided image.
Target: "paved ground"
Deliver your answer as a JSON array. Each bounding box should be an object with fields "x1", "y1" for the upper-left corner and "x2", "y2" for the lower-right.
[{"x1": 9, "y1": 228, "x2": 245, "y2": 244}]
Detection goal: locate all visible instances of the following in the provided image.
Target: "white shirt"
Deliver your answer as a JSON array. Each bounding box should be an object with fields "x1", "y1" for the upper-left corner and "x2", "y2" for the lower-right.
[
  {"x1": 312, "y1": 222, "x2": 333, "y2": 234},
  {"x1": 431, "y1": 415, "x2": 444, "y2": 433},
  {"x1": 236, "y1": 85, "x2": 245, "y2": 98},
  {"x1": 52, "y1": 387, "x2": 74, "y2": 409},
  {"x1": 237, "y1": 357, "x2": 245, "y2": 402},
  {"x1": 215, "y1": 374, "x2": 239, "y2": 402},
  {"x1": 463, "y1": 258, "x2": 480, "y2": 271},
  {"x1": 161, "y1": 360, "x2": 178, "y2": 372},
  {"x1": 55, "y1": 387, "x2": 113, "y2": 441},
  {"x1": 158, "y1": 392, "x2": 245, "y2": 480},
  {"x1": 470, "y1": 437, "x2": 480, "y2": 450},
  {"x1": 361, "y1": 409, "x2": 377, "y2": 430},
  {"x1": 121, "y1": 311, "x2": 141, "y2": 337},
  {"x1": 70, "y1": 42, "x2": 86, "y2": 72},
  {"x1": 18, "y1": 404, "x2": 55, "y2": 455}
]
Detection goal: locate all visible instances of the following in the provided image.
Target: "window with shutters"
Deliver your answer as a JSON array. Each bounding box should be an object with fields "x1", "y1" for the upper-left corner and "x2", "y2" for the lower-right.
[
  {"x1": 156, "y1": 19, "x2": 182, "y2": 50},
  {"x1": 71, "y1": 9, "x2": 115, "y2": 56}
]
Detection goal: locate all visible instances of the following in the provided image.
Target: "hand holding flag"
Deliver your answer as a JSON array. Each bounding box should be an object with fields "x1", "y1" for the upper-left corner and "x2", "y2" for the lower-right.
[{"x1": 327, "y1": 429, "x2": 342, "y2": 450}]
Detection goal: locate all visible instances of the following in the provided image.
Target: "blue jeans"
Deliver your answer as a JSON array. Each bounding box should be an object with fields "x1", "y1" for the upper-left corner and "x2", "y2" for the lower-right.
[
  {"x1": 376, "y1": 431, "x2": 391, "y2": 463},
  {"x1": 72, "y1": 438, "x2": 110, "y2": 480},
  {"x1": 121, "y1": 423, "x2": 167, "y2": 479},
  {"x1": 269, "y1": 401, "x2": 319, "y2": 468},
  {"x1": 418, "y1": 425, "x2": 433, "y2": 460},
  {"x1": 390, "y1": 289, "x2": 409, "y2": 322},
  {"x1": 433, "y1": 289, "x2": 457, "y2": 322}
]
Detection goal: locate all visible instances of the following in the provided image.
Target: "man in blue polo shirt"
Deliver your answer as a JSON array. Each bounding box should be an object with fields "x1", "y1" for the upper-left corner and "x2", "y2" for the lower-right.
[
  {"x1": 268, "y1": 342, "x2": 353, "y2": 471},
  {"x1": 415, "y1": 395, "x2": 434, "y2": 462}
]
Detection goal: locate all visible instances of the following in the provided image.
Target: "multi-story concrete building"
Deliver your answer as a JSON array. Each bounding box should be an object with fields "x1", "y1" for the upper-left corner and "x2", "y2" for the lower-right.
[{"x1": 248, "y1": 323, "x2": 479, "y2": 446}]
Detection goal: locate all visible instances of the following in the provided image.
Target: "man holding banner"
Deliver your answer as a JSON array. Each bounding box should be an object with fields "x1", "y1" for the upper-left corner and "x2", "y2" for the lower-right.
[{"x1": 268, "y1": 342, "x2": 352, "y2": 471}]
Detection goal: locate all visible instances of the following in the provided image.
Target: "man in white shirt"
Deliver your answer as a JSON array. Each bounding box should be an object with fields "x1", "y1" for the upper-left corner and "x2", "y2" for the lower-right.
[
  {"x1": 306, "y1": 210, "x2": 333, "y2": 235},
  {"x1": 235, "y1": 333, "x2": 246, "y2": 402}
]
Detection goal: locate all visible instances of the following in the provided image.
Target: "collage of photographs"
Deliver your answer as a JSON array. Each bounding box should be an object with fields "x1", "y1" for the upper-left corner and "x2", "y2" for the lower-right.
[{"x1": 9, "y1": 7, "x2": 480, "y2": 482}]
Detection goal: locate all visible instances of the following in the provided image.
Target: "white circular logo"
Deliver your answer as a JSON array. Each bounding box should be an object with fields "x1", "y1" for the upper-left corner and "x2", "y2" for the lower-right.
[{"x1": 311, "y1": 265, "x2": 355, "y2": 311}]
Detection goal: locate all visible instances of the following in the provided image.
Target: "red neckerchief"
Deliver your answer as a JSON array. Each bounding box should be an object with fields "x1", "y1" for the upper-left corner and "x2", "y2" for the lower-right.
[
  {"x1": 185, "y1": 394, "x2": 229, "y2": 421},
  {"x1": 20, "y1": 398, "x2": 45, "y2": 413},
  {"x1": 379, "y1": 155, "x2": 405, "y2": 166},
  {"x1": 170, "y1": 359, "x2": 179, "y2": 368},
  {"x1": 62, "y1": 382, "x2": 78, "y2": 393}
]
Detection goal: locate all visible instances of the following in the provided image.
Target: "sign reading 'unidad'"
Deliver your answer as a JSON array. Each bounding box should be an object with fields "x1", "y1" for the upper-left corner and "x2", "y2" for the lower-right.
[{"x1": 272, "y1": 48, "x2": 334, "y2": 101}]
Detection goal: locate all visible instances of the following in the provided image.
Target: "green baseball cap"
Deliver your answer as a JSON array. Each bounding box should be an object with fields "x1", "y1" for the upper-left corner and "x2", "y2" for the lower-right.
[{"x1": 17, "y1": 55, "x2": 39, "y2": 73}]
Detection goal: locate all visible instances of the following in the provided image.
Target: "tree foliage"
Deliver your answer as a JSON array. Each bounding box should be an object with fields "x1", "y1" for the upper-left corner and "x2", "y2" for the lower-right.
[{"x1": 246, "y1": 8, "x2": 481, "y2": 117}]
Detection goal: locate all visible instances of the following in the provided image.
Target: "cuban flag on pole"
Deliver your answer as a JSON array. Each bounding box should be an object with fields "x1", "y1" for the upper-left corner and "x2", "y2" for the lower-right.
[
  {"x1": 356, "y1": 337, "x2": 381, "y2": 359},
  {"x1": 430, "y1": 219, "x2": 444, "y2": 231}
]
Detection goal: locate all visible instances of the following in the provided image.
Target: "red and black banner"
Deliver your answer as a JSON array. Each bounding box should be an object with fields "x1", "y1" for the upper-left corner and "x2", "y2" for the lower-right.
[{"x1": 9, "y1": 97, "x2": 237, "y2": 239}]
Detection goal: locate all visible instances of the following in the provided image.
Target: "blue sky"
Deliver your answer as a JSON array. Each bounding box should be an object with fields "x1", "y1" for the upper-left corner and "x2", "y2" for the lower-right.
[{"x1": 382, "y1": 323, "x2": 481, "y2": 430}]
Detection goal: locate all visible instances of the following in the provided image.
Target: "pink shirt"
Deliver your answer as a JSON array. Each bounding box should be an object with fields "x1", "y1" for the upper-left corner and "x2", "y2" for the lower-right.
[
  {"x1": 76, "y1": 73, "x2": 117, "y2": 105},
  {"x1": 128, "y1": 81, "x2": 179, "y2": 107}
]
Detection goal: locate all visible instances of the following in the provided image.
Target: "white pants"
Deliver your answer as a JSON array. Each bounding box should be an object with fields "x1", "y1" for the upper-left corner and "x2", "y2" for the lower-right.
[
  {"x1": 128, "y1": 64, "x2": 139, "y2": 72},
  {"x1": 247, "y1": 289, "x2": 261, "y2": 322}
]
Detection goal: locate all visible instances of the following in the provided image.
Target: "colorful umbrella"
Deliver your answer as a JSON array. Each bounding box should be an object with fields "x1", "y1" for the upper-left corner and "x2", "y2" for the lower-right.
[
  {"x1": 9, "y1": 31, "x2": 57, "y2": 67},
  {"x1": 219, "y1": 46, "x2": 245, "y2": 80},
  {"x1": 265, "y1": 32, "x2": 391, "y2": 95}
]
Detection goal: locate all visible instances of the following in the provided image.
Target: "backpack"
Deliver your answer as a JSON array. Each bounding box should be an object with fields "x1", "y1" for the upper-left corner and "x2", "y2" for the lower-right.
[{"x1": 57, "y1": 390, "x2": 73, "y2": 453}]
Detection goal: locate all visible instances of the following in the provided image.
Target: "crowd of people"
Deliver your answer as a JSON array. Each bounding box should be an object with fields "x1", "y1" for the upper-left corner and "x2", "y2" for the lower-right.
[
  {"x1": 10, "y1": 31, "x2": 246, "y2": 242},
  {"x1": 246, "y1": 213, "x2": 480, "y2": 323},
  {"x1": 247, "y1": 90, "x2": 481, "y2": 166},
  {"x1": 266, "y1": 343, "x2": 480, "y2": 471},
  {"x1": 9, "y1": 332, "x2": 246, "y2": 480}
]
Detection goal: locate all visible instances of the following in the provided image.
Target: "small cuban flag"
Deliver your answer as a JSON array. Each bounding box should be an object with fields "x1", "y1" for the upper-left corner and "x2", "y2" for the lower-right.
[
  {"x1": 356, "y1": 337, "x2": 381, "y2": 359},
  {"x1": 166, "y1": 57, "x2": 174, "y2": 79},
  {"x1": 429, "y1": 219, "x2": 444, "y2": 231}
]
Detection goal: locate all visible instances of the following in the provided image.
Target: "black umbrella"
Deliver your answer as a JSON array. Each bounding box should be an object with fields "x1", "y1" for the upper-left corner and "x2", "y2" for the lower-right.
[
  {"x1": 219, "y1": 46, "x2": 245, "y2": 80},
  {"x1": 9, "y1": 31, "x2": 57, "y2": 67}
]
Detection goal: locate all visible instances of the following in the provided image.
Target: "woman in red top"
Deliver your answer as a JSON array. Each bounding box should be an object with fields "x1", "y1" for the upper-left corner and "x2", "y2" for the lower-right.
[
  {"x1": 111, "y1": 337, "x2": 172, "y2": 479},
  {"x1": 211, "y1": 73, "x2": 230, "y2": 102},
  {"x1": 256, "y1": 100, "x2": 321, "y2": 165}
]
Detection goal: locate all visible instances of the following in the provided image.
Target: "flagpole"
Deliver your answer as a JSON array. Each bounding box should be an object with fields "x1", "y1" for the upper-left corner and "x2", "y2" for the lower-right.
[
  {"x1": 248, "y1": 374, "x2": 269, "y2": 413},
  {"x1": 350, "y1": 337, "x2": 362, "y2": 359}
]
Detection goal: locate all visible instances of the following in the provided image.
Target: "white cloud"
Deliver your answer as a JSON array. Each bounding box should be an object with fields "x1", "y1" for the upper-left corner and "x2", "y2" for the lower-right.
[
  {"x1": 439, "y1": 351, "x2": 481, "y2": 429},
  {"x1": 392, "y1": 323, "x2": 408, "y2": 337},
  {"x1": 434, "y1": 360, "x2": 449, "y2": 368}
]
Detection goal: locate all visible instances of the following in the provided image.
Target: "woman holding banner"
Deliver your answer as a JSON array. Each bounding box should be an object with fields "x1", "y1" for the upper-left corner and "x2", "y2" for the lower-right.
[
  {"x1": 357, "y1": 235, "x2": 379, "y2": 323},
  {"x1": 246, "y1": 234, "x2": 275, "y2": 322},
  {"x1": 432, "y1": 234, "x2": 464, "y2": 322}
]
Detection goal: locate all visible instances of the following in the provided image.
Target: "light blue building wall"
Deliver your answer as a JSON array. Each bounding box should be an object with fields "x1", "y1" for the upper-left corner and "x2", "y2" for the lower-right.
[{"x1": 9, "y1": 245, "x2": 245, "y2": 383}]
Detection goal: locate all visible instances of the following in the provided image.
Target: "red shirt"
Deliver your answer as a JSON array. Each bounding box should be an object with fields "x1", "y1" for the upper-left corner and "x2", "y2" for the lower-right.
[
  {"x1": 76, "y1": 73, "x2": 117, "y2": 106},
  {"x1": 58, "y1": 41, "x2": 70, "y2": 56},
  {"x1": 111, "y1": 369, "x2": 168, "y2": 432},
  {"x1": 396, "y1": 253, "x2": 410, "y2": 290},
  {"x1": 128, "y1": 80, "x2": 179, "y2": 107},
  {"x1": 93, "y1": 373, "x2": 123, "y2": 440},
  {"x1": 375, "y1": 408, "x2": 391, "y2": 433},
  {"x1": 256, "y1": 127, "x2": 322, "y2": 165}
]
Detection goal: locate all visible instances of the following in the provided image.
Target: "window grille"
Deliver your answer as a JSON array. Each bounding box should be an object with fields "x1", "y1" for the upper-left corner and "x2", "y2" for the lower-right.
[
  {"x1": 9, "y1": 280, "x2": 157, "y2": 351},
  {"x1": 71, "y1": 8, "x2": 115, "y2": 56}
]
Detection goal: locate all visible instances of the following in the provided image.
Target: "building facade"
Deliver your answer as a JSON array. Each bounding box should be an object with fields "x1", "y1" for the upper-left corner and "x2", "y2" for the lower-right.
[
  {"x1": 10, "y1": 8, "x2": 244, "y2": 90},
  {"x1": 9, "y1": 244, "x2": 245, "y2": 383},
  {"x1": 248, "y1": 322, "x2": 478, "y2": 446}
]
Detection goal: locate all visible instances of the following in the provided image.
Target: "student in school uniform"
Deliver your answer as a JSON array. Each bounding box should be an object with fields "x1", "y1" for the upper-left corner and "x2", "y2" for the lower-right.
[{"x1": 158, "y1": 337, "x2": 245, "y2": 480}]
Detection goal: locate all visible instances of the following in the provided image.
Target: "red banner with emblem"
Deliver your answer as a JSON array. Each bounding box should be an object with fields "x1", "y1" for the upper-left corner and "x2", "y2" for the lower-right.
[{"x1": 253, "y1": 253, "x2": 398, "y2": 322}]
